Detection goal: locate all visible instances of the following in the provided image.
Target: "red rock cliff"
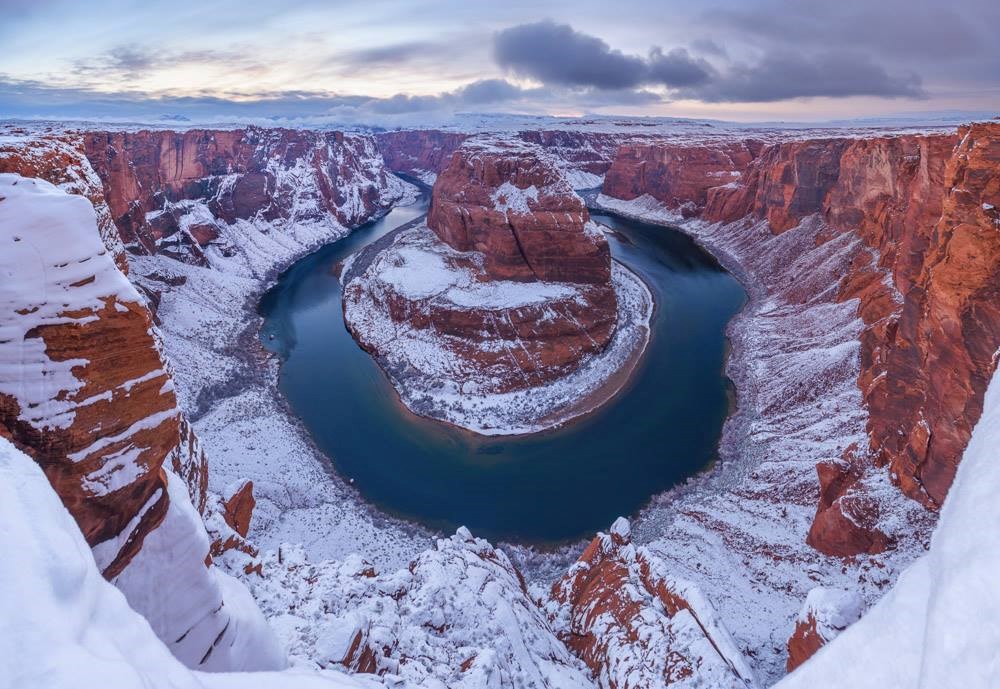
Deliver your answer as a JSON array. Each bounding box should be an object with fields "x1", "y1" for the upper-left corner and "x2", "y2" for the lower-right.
[
  {"x1": 83, "y1": 127, "x2": 400, "y2": 264},
  {"x1": 0, "y1": 173, "x2": 283, "y2": 671},
  {"x1": 428, "y1": 138, "x2": 611, "y2": 284},
  {"x1": 604, "y1": 139, "x2": 763, "y2": 217},
  {"x1": 549, "y1": 518, "x2": 757, "y2": 689},
  {"x1": 375, "y1": 129, "x2": 468, "y2": 180},
  {"x1": 604, "y1": 124, "x2": 1000, "y2": 555}
]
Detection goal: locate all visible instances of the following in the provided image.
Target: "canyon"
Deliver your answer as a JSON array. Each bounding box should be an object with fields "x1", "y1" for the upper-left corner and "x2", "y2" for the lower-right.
[
  {"x1": 0, "y1": 117, "x2": 997, "y2": 688},
  {"x1": 342, "y1": 135, "x2": 652, "y2": 433}
]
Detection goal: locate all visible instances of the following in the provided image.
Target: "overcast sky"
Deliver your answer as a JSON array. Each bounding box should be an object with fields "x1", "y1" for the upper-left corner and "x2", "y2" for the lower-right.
[{"x1": 1, "y1": 0, "x2": 997, "y2": 123}]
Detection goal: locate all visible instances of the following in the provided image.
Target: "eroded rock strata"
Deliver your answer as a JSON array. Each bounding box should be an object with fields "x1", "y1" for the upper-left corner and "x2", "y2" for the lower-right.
[
  {"x1": 343, "y1": 137, "x2": 651, "y2": 434},
  {"x1": 0, "y1": 174, "x2": 283, "y2": 671},
  {"x1": 82, "y1": 127, "x2": 404, "y2": 265},
  {"x1": 548, "y1": 518, "x2": 758, "y2": 689},
  {"x1": 601, "y1": 125, "x2": 1000, "y2": 555}
]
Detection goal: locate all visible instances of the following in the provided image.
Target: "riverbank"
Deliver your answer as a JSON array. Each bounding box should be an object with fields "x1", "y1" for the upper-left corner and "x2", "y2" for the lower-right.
[{"x1": 592, "y1": 191, "x2": 935, "y2": 683}]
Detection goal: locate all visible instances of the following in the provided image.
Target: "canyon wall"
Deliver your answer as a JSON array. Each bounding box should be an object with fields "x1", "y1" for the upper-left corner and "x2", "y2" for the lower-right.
[
  {"x1": 603, "y1": 124, "x2": 1000, "y2": 554},
  {"x1": 0, "y1": 174, "x2": 284, "y2": 671},
  {"x1": 82, "y1": 127, "x2": 404, "y2": 265},
  {"x1": 376, "y1": 128, "x2": 644, "y2": 189}
]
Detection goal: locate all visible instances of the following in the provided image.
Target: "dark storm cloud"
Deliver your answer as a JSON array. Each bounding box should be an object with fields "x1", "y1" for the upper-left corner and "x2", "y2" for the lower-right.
[
  {"x1": 493, "y1": 20, "x2": 927, "y2": 102},
  {"x1": 494, "y1": 20, "x2": 648, "y2": 89},
  {"x1": 494, "y1": 21, "x2": 720, "y2": 90},
  {"x1": 646, "y1": 48, "x2": 713, "y2": 87},
  {"x1": 678, "y1": 51, "x2": 925, "y2": 103}
]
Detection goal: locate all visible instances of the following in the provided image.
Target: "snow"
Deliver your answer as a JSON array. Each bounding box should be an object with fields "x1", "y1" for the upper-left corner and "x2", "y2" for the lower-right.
[
  {"x1": 371, "y1": 234, "x2": 577, "y2": 308},
  {"x1": 776, "y1": 365, "x2": 1000, "y2": 689},
  {"x1": 244, "y1": 530, "x2": 594, "y2": 688},
  {"x1": 491, "y1": 181, "x2": 539, "y2": 214},
  {"x1": 0, "y1": 174, "x2": 133, "y2": 431},
  {"x1": 795, "y1": 587, "x2": 863, "y2": 641},
  {"x1": 0, "y1": 436, "x2": 420, "y2": 689},
  {"x1": 593, "y1": 194, "x2": 936, "y2": 684}
]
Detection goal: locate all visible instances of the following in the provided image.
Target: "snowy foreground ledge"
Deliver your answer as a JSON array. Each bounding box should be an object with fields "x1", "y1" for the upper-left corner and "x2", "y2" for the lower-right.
[
  {"x1": 341, "y1": 224, "x2": 653, "y2": 435},
  {"x1": 776, "y1": 364, "x2": 1000, "y2": 689}
]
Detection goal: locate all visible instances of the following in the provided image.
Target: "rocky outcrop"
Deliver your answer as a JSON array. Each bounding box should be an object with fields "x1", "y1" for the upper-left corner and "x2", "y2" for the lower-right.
[
  {"x1": 0, "y1": 174, "x2": 283, "y2": 671},
  {"x1": 548, "y1": 518, "x2": 757, "y2": 689},
  {"x1": 343, "y1": 137, "x2": 652, "y2": 434},
  {"x1": 785, "y1": 587, "x2": 862, "y2": 671},
  {"x1": 428, "y1": 138, "x2": 612, "y2": 284},
  {"x1": 0, "y1": 128, "x2": 128, "y2": 272},
  {"x1": 246, "y1": 528, "x2": 594, "y2": 688},
  {"x1": 83, "y1": 127, "x2": 404, "y2": 264},
  {"x1": 516, "y1": 130, "x2": 643, "y2": 188}
]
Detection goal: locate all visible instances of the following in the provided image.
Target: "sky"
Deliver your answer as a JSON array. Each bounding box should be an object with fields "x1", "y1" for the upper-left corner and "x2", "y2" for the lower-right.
[{"x1": 0, "y1": 0, "x2": 997, "y2": 124}]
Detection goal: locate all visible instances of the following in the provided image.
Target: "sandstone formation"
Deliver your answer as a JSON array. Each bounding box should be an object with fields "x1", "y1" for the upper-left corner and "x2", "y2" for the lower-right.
[
  {"x1": 375, "y1": 129, "x2": 468, "y2": 184},
  {"x1": 0, "y1": 128, "x2": 128, "y2": 272},
  {"x1": 0, "y1": 174, "x2": 283, "y2": 671},
  {"x1": 603, "y1": 125, "x2": 1000, "y2": 556},
  {"x1": 343, "y1": 137, "x2": 652, "y2": 433},
  {"x1": 785, "y1": 587, "x2": 863, "y2": 671},
  {"x1": 548, "y1": 518, "x2": 757, "y2": 689},
  {"x1": 82, "y1": 128, "x2": 404, "y2": 265},
  {"x1": 603, "y1": 139, "x2": 763, "y2": 217}
]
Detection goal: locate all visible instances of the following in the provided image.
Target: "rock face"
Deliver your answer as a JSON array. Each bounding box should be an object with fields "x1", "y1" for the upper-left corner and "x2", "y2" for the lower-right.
[
  {"x1": 83, "y1": 128, "x2": 402, "y2": 264},
  {"x1": 785, "y1": 587, "x2": 862, "y2": 671},
  {"x1": 343, "y1": 137, "x2": 652, "y2": 433},
  {"x1": 376, "y1": 130, "x2": 468, "y2": 184},
  {"x1": 605, "y1": 125, "x2": 1000, "y2": 555},
  {"x1": 0, "y1": 174, "x2": 283, "y2": 672},
  {"x1": 603, "y1": 140, "x2": 762, "y2": 217},
  {"x1": 0, "y1": 128, "x2": 128, "y2": 272},
  {"x1": 428, "y1": 138, "x2": 612, "y2": 284},
  {"x1": 376, "y1": 129, "x2": 638, "y2": 190},
  {"x1": 548, "y1": 518, "x2": 758, "y2": 689}
]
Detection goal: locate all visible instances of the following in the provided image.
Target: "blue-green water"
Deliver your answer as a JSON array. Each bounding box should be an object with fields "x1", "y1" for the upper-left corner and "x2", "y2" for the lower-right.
[{"x1": 258, "y1": 190, "x2": 746, "y2": 544}]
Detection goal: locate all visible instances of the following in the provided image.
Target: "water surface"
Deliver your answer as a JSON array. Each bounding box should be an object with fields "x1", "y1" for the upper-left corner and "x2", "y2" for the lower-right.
[{"x1": 259, "y1": 190, "x2": 745, "y2": 543}]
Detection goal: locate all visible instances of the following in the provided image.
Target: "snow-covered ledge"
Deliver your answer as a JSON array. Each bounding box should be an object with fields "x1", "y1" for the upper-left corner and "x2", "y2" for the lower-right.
[{"x1": 776, "y1": 362, "x2": 1000, "y2": 689}]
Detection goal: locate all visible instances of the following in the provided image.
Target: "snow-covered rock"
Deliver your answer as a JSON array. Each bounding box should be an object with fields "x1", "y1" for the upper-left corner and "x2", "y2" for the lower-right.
[
  {"x1": 0, "y1": 174, "x2": 283, "y2": 672},
  {"x1": 244, "y1": 528, "x2": 594, "y2": 688},
  {"x1": 776, "y1": 365, "x2": 1000, "y2": 688},
  {"x1": 785, "y1": 587, "x2": 863, "y2": 671},
  {"x1": 548, "y1": 517, "x2": 758, "y2": 689}
]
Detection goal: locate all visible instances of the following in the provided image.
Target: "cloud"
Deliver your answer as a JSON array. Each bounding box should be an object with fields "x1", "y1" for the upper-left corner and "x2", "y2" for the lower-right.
[
  {"x1": 646, "y1": 48, "x2": 714, "y2": 87},
  {"x1": 494, "y1": 20, "x2": 648, "y2": 90},
  {"x1": 689, "y1": 38, "x2": 727, "y2": 58},
  {"x1": 705, "y1": 2, "x2": 993, "y2": 61},
  {"x1": 337, "y1": 41, "x2": 438, "y2": 66},
  {"x1": 71, "y1": 45, "x2": 266, "y2": 82},
  {"x1": 677, "y1": 50, "x2": 925, "y2": 102},
  {"x1": 494, "y1": 21, "x2": 925, "y2": 103}
]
